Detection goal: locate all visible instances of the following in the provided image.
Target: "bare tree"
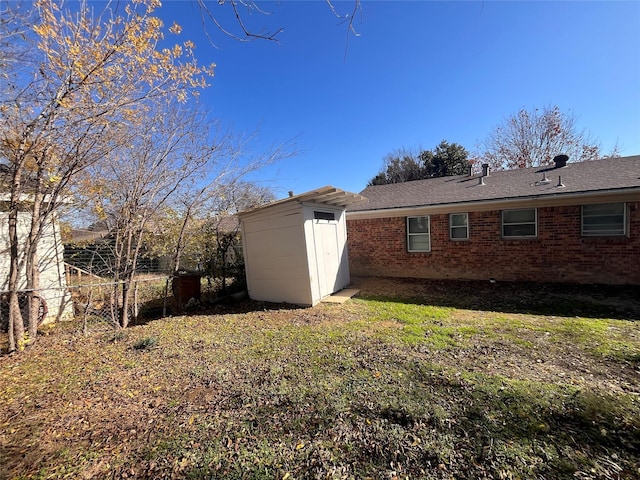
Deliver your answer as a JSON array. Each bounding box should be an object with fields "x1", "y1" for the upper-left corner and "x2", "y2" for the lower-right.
[
  {"x1": 479, "y1": 106, "x2": 602, "y2": 170},
  {"x1": 1, "y1": 0, "x2": 213, "y2": 351},
  {"x1": 193, "y1": 0, "x2": 362, "y2": 46},
  {"x1": 78, "y1": 104, "x2": 213, "y2": 327},
  {"x1": 80, "y1": 102, "x2": 291, "y2": 326},
  {"x1": 0, "y1": 2, "x2": 31, "y2": 82},
  {"x1": 1, "y1": 0, "x2": 352, "y2": 351},
  {"x1": 197, "y1": 182, "x2": 275, "y2": 294}
]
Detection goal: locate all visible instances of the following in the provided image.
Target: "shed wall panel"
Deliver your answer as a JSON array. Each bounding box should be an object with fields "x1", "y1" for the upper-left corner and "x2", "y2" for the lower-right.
[
  {"x1": 241, "y1": 206, "x2": 313, "y2": 305},
  {"x1": 240, "y1": 192, "x2": 355, "y2": 306}
]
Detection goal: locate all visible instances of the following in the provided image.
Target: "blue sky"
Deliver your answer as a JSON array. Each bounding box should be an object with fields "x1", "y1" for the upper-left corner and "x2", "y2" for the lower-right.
[{"x1": 158, "y1": 1, "x2": 640, "y2": 198}]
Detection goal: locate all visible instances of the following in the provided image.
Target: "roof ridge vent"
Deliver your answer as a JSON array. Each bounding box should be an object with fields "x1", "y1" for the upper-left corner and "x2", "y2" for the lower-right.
[{"x1": 553, "y1": 154, "x2": 569, "y2": 168}]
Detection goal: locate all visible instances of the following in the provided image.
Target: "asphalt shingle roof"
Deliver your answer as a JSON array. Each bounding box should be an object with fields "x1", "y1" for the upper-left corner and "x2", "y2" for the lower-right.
[{"x1": 349, "y1": 155, "x2": 640, "y2": 212}]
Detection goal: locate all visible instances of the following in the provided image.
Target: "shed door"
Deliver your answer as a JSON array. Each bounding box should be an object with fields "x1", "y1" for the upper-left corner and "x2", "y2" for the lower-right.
[{"x1": 313, "y1": 213, "x2": 341, "y2": 299}]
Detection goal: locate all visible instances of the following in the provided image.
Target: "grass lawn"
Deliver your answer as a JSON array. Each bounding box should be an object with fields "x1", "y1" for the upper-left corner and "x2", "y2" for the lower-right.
[{"x1": 1, "y1": 278, "x2": 639, "y2": 479}]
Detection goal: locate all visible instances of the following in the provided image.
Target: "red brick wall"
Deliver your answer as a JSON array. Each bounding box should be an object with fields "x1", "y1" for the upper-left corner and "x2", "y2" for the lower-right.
[{"x1": 346, "y1": 203, "x2": 640, "y2": 285}]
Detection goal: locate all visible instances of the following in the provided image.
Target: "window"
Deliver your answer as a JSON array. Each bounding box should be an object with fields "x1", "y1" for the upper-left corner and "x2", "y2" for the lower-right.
[
  {"x1": 450, "y1": 213, "x2": 469, "y2": 240},
  {"x1": 582, "y1": 203, "x2": 626, "y2": 236},
  {"x1": 502, "y1": 208, "x2": 537, "y2": 238},
  {"x1": 407, "y1": 216, "x2": 430, "y2": 252},
  {"x1": 314, "y1": 211, "x2": 335, "y2": 221}
]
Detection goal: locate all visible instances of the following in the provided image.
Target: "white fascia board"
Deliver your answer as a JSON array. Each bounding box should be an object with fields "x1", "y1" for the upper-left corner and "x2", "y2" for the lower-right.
[
  {"x1": 301, "y1": 201, "x2": 346, "y2": 211},
  {"x1": 0, "y1": 193, "x2": 70, "y2": 204},
  {"x1": 239, "y1": 187, "x2": 366, "y2": 218}
]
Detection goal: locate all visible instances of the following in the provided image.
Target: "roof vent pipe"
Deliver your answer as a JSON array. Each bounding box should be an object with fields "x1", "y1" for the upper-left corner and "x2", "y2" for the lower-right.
[
  {"x1": 482, "y1": 163, "x2": 490, "y2": 177},
  {"x1": 478, "y1": 175, "x2": 485, "y2": 186},
  {"x1": 288, "y1": 191, "x2": 294, "y2": 197},
  {"x1": 557, "y1": 176, "x2": 565, "y2": 187},
  {"x1": 553, "y1": 154, "x2": 569, "y2": 168}
]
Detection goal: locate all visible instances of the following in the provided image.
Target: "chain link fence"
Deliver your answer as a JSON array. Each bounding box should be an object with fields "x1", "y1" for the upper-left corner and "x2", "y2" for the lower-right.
[
  {"x1": 1, "y1": 268, "x2": 249, "y2": 336},
  {"x1": 1, "y1": 273, "x2": 173, "y2": 334},
  {"x1": 2, "y1": 228, "x2": 248, "y2": 335},
  {"x1": 66, "y1": 269, "x2": 172, "y2": 332}
]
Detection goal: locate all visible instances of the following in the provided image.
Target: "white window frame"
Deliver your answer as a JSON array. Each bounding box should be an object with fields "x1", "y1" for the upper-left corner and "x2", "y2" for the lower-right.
[
  {"x1": 502, "y1": 208, "x2": 537, "y2": 238},
  {"x1": 407, "y1": 216, "x2": 430, "y2": 252},
  {"x1": 581, "y1": 203, "x2": 626, "y2": 237},
  {"x1": 450, "y1": 213, "x2": 469, "y2": 240}
]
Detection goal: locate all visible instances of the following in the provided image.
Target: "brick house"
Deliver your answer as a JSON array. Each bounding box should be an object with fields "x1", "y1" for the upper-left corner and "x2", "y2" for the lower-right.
[{"x1": 346, "y1": 155, "x2": 640, "y2": 285}]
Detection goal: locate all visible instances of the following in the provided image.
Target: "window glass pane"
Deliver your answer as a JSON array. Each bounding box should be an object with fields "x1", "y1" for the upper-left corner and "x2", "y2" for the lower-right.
[
  {"x1": 583, "y1": 224, "x2": 624, "y2": 235},
  {"x1": 503, "y1": 209, "x2": 535, "y2": 224},
  {"x1": 451, "y1": 227, "x2": 468, "y2": 239},
  {"x1": 450, "y1": 213, "x2": 467, "y2": 227},
  {"x1": 408, "y1": 216, "x2": 429, "y2": 233},
  {"x1": 583, "y1": 216, "x2": 623, "y2": 228},
  {"x1": 408, "y1": 235, "x2": 430, "y2": 251},
  {"x1": 583, "y1": 203, "x2": 624, "y2": 216},
  {"x1": 503, "y1": 224, "x2": 536, "y2": 237},
  {"x1": 582, "y1": 203, "x2": 625, "y2": 236},
  {"x1": 450, "y1": 213, "x2": 468, "y2": 239}
]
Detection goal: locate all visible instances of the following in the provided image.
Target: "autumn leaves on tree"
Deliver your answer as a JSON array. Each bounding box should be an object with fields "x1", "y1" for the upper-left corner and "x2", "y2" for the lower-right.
[{"x1": 1, "y1": 0, "x2": 216, "y2": 350}]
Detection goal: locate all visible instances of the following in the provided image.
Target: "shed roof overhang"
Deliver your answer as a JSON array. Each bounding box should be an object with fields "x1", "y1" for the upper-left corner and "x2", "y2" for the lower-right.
[
  {"x1": 346, "y1": 187, "x2": 640, "y2": 220},
  {"x1": 238, "y1": 186, "x2": 367, "y2": 218}
]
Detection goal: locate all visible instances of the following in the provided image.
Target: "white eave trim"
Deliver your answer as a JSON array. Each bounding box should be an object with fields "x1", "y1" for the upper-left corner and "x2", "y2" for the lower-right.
[
  {"x1": 346, "y1": 188, "x2": 640, "y2": 220},
  {"x1": 239, "y1": 186, "x2": 367, "y2": 219},
  {"x1": 0, "y1": 193, "x2": 70, "y2": 204}
]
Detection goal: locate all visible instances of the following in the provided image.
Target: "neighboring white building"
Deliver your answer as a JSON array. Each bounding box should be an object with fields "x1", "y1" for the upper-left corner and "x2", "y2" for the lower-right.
[
  {"x1": 238, "y1": 186, "x2": 366, "y2": 306},
  {"x1": 0, "y1": 164, "x2": 73, "y2": 326}
]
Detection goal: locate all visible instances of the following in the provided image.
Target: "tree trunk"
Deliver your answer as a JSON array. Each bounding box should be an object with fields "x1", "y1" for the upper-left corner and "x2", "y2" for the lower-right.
[
  {"x1": 122, "y1": 224, "x2": 147, "y2": 327},
  {"x1": 8, "y1": 292, "x2": 24, "y2": 353},
  {"x1": 26, "y1": 255, "x2": 41, "y2": 342},
  {"x1": 120, "y1": 221, "x2": 137, "y2": 328},
  {"x1": 25, "y1": 221, "x2": 41, "y2": 343},
  {"x1": 132, "y1": 279, "x2": 139, "y2": 323},
  {"x1": 162, "y1": 277, "x2": 170, "y2": 318},
  {"x1": 82, "y1": 288, "x2": 93, "y2": 336},
  {"x1": 112, "y1": 229, "x2": 124, "y2": 327},
  {"x1": 109, "y1": 287, "x2": 118, "y2": 329},
  {"x1": 25, "y1": 176, "x2": 46, "y2": 343},
  {"x1": 7, "y1": 170, "x2": 25, "y2": 352},
  {"x1": 120, "y1": 281, "x2": 130, "y2": 328}
]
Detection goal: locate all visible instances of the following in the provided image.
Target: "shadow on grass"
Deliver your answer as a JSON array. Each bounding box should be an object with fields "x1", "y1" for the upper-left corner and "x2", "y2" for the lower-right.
[
  {"x1": 351, "y1": 277, "x2": 640, "y2": 320},
  {"x1": 131, "y1": 277, "x2": 640, "y2": 328},
  {"x1": 132, "y1": 294, "x2": 303, "y2": 326}
]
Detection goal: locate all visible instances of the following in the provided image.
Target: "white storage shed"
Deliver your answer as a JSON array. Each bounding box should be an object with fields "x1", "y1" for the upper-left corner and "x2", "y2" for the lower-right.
[{"x1": 238, "y1": 186, "x2": 366, "y2": 306}]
